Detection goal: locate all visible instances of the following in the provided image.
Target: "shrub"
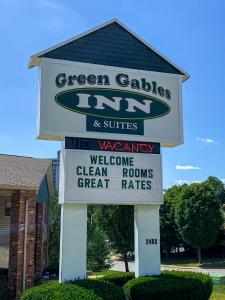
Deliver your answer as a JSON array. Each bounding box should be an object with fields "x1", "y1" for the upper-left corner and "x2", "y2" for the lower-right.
[
  {"x1": 21, "y1": 279, "x2": 125, "y2": 300},
  {"x1": 70, "y1": 279, "x2": 125, "y2": 300},
  {"x1": 0, "y1": 282, "x2": 8, "y2": 300},
  {"x1": 123, "y1": 271, "x2": 213, "y2": 300},
  {"x1": 99, "y1": 270, "x2": 135, "y2": 286},
  {"x1": 20, "y1": 281, "x2": 96, "y2": 300}
]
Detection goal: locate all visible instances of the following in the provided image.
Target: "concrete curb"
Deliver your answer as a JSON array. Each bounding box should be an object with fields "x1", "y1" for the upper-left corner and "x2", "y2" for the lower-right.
[{"x1": 161, "y1": 264, "x2": 200, "y2": 270}]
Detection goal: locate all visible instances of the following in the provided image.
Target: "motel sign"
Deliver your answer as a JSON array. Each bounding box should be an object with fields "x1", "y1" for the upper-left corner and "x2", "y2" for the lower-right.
[{"x1": 29, "y1": 19, "x2": 189, "y2": 280}]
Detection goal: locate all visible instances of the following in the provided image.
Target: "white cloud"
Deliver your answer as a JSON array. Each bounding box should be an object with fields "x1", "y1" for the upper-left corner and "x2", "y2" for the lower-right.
[
  {"x1": 175, "y1": 179, "x2": 201, "y2": 186},
  {"x1": 221, "y1": 179, "x2": 225, "y2": 184},
  {"x1": 175, "y1": 179, "x2": 188, "y2": 185},
  {"x1": 196, "y1": 137, "x2": 215, "y2": 144},
  {"x1": 176, "y1": 165, "x2": 201, "y2": 170}
]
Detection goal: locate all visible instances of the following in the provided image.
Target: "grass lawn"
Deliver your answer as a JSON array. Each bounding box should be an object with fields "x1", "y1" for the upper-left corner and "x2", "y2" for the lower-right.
[
  {"x1": 161, "y1": 257, "x2": 225, "y2": 269},
  {"x1": 210, "y1": 277, "x2": 225, "y2": 299},
  {"x1": 210, "y1": 284, "x2": 225, "y2": 300},
  {"x1": 90, "y1": 269, "x2": 132, "y2": 278}
]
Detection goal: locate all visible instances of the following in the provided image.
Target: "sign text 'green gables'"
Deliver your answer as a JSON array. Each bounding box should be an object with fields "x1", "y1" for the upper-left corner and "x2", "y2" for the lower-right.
[
  {"x1": 55, "y1": 73, "x2": 171, "y2": 136},
  {"x1": 55, "y1": 73, "x2": 171, "y2": 100}
]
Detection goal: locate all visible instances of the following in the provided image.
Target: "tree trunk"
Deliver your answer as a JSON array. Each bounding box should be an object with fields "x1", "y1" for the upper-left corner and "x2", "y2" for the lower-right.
[
  {"x1": 198, "y1": 248, "x2": 201, "y2": 264},
  {"x1": 123, "y1": 253, "x2": 129, "y2": 272}
]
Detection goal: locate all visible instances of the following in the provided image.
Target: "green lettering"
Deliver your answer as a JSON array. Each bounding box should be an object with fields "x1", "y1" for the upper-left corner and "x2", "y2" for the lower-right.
[
  {"x1": 140, "y1": 169, "x2": 148, "y2": 178},
  {"x1": 67, "y1": 75, "x2": 76, "y2": 86},
  {"x1": 90, "y1": 155, "x2": 98, "y2": 164},
  {"x1": 85, "y1": 178, "x2": 90, "y2": 188},
  {"x1": 104, "y1": 179, "x2": 110, "y2": 188},
  {"x1": 102, "y1": 167, "x2": 107, "y2": 176},
  {"x1": 91, "y1": 178, "x2": 96, "y2": 188},
  {"x1": 110, "y1": 156, "x2": 115, "y2": 165},
  {"x1": 87, "y1": 74, "x2": 96, "y2": 85},
  {"x1": 147, "y1": 181, "x2": 151, "y2": 189},
  {"x1": 97, "y1": 75, "x2": 110, "y2": 85},
  {"x1": 128, "y1": 180, "x2": 134, "y2": 189},
  {"x1": 116, "y1": 73, "x2": 129, "y2": 87},
  {"x1": 131, "y1": 79, "x2": 140, "y2": 90},
  {"x1": 148, "y1": 169, "x2": 153, "y2": 178},
  {"x1": 78, "y1": 177, "x2": 83, "y2": 187},
  {"x1": 97, "y1": 179, "x2": 103, "y2": 188},
  {"x1": 55, "y1": 73, "x2": 67, "y2": 88},
  {"x1": 89, "y1": 166, "x2": 94, "y2": 176},
  {"x1": 141, "y1": 180, "x2": 146, "y2": 189},
  {"x1": 123, "y1": 168, "x2": 128, "y2": 177},
  {"x1": 76, "y1": 166, "x2": 82, "y2": 175},
  {"x1": 122, "y1": 180, "x2": 127, "y2": 189},
  {"x1": 136, "y1": 180, "x2": 141, "y2": 189}
]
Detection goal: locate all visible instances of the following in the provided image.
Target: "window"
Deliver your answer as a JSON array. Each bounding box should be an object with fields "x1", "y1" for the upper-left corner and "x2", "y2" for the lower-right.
[{"x1": 5, "y1": 200, "x2": 11, "y2": 216}]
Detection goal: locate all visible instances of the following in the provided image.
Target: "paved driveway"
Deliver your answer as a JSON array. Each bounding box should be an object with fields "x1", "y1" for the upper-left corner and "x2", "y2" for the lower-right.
[{"x1": 111, "y1": 260, "x2": 225, "y2": 277}]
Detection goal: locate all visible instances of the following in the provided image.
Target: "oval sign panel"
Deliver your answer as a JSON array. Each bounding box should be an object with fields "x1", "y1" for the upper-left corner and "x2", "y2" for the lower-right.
[{"x1": 55, "y1": 88, "x2": 170, "y2": 120}]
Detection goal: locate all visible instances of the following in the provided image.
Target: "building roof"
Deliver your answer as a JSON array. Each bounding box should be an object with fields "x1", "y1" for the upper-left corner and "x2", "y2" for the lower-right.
[
  {"x1": 28, "y1": 19, "x2": 189, "y2": 81},
  {"x1": 0, "y1": 154, "x2": 53, "y2": 191}
]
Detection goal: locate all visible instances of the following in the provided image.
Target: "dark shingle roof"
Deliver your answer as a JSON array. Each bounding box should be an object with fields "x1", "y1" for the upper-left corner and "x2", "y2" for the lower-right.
[
  {"x1": 40, "y1": 22, "x2": 183, "y2": 75},
  {"x1": 0, "y1": 154, "x2": 52, "y2": 190},
  {"x1": 29, "y1": 19, "x2": 189, "y2": 80}
]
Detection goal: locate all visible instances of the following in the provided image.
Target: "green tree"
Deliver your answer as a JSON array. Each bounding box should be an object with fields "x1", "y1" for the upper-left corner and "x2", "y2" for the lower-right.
[
  {"x1": 48, "y1": 192, "x2": 60, "y2": 269},
  {"x1": 160, "y1": 185, "x2": 185, "y2": 256},
  {"x1": 87, "y1": 205, "x2": 111, "y2": 271},
  {"x1": 206, "y1": 176, "x2": 225, "y2": 204},
  {"x1": 175, "y1": 181, "x2": 224, "y2": 263},
  {"x1": 95, "y1": 205, "x2": 134, "y2": 272},
  {"x1": 87, "y1": 223, "x2": 111, "y2": 271}
]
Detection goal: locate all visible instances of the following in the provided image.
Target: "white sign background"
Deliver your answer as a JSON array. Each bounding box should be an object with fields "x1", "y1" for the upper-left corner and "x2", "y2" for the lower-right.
[
  {"x1": 38, "y1": 58, "x2": 183, "y2": 147},
  {"x1": 59, "y1": 149, "x2": 163, "y2": 205}
]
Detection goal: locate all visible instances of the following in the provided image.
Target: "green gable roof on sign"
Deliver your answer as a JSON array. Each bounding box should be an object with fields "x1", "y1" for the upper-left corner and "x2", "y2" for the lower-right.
[{"x1": 29, "y1": 19, "x2": 189, "y2": 81}]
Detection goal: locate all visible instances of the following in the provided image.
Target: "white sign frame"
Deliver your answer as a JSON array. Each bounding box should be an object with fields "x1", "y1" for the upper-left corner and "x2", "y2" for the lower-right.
[
  {"x1": 59, "y1": 149, "x2": 163, "y2": 205},
  {"x1": 38, "y1": 58, "x2": 183, "y2": 147}
]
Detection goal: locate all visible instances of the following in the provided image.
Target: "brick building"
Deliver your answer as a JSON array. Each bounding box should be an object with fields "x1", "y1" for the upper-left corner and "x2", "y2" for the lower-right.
[{"x1": 0, "y1": 154, "x2": 54, "y2": 298}]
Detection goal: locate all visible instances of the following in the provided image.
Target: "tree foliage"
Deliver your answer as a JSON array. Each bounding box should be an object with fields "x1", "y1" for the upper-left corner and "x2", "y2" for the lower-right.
[
  {"x1": 48, "y1": 192, "x2": 60, "y2": 269},
  {"x1": 94, "y1": 205, "x2": 134, "y2": 271},
  {"x1": 160, "y1": 185, "x2": 185, "y2": 254},
  {"x1": 175, "y1": 180, "x2": 224, "y2": 262},
  {"x1": 87, "y1": 206, "x2": 111, "y2": 271},
  {"x1": 207, "y1": 176, "x2": 225, "y2": 204}
]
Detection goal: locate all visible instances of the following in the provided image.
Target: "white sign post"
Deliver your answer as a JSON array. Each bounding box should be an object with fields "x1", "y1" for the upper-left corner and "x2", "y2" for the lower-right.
[
  {"x1": 59, "y1": 204, "x2": 87, "y2": 282},
  {"x1": 134, "y1": 204, "x2": 160, "y2": 276}
]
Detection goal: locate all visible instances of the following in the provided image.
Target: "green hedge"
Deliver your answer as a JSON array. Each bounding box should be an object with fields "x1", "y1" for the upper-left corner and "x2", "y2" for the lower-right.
[
  {"x1": 99, "y1": 270, "x2": 135, "y2": 287},
  {"x1": 21, "y1": 279, "x2": 125, "y2": 300},
  {"x1": 69, "y1": 278, "x2": 125, "y2": 300},
  {"x1": 20, "y1": 271, "x2": 213, "y2": 300},
  {"x1": 123, "y1": 271, "x2": 213, "y2": 300}
]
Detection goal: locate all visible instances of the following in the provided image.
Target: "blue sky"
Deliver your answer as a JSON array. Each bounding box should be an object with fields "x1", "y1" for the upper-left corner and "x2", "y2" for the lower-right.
[{"x1": 0, "y1": 0, "x2": 225, "y2": 188}]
